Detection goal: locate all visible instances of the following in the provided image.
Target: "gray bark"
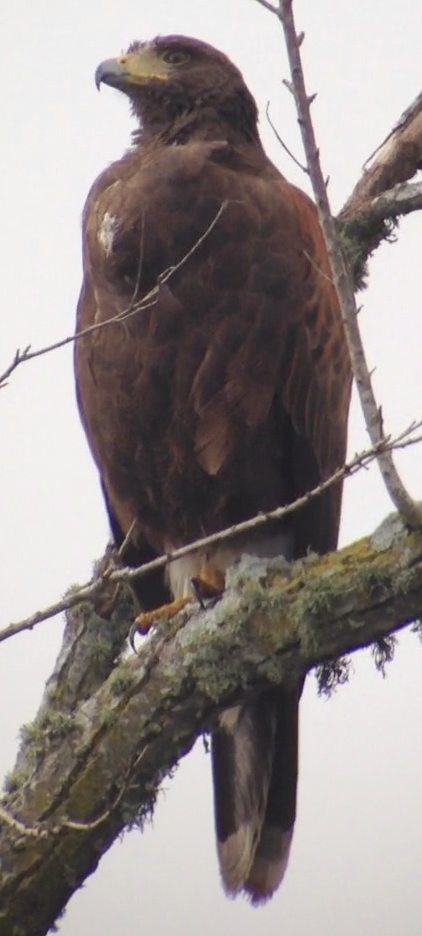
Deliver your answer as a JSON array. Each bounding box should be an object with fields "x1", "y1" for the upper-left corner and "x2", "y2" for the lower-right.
[{"x1": 1, "y1": 512, "x2": 422, "y2": 936}]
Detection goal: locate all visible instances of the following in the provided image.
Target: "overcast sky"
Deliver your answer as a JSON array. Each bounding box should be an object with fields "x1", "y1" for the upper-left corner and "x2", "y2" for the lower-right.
[{"x1": 1, "y1": 1, "x2": 422, "y2": 933}]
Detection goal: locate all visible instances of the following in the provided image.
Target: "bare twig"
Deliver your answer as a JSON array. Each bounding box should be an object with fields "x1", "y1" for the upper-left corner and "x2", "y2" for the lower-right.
[
  {"x1": 265, "y1": 101, "x2": 308, "y2": 173},
  {"x1": 0, "y1": 202, "x2": 228, "y2": 390},
  {"x1": 117, "y1": 518, "x2": 137, "y2": 558},
  {"x1": 0, "y1": 745, "x2": 148, "y2": 840},
  {"x1": 130, "y1": 209, "x2": 146, "y2": 310},
  {"x1": 254, "y1": 0, "x2": 279, "y2": 12},
  {"x1": 0, "y1": 306, "x2": 157, "y2": 391},
  {"x1": 278, "y1": 0, "x2": 422, "y2": 528},
  {"x1": 2, "y1": 426, "x2": 421, "y2": 644},
  {"x1": 61, "y1": 745, "x2": 149, "y2": 833},
  {"x1": 0, "y1": 803, "x2": 49, "y2": 840}
]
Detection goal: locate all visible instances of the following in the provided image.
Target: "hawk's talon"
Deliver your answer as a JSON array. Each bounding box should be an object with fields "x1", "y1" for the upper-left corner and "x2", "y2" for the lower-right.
[
  {"x1": 129, "y1": 596, "x2": 193, "y2": 649},
  {"x1": 129, "y1": 619, "x2": 142, "y2": 654}
]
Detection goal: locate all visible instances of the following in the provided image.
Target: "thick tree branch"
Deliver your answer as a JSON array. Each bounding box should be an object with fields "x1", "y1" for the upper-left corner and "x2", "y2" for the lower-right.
[
  {"x1": 363, "y1": 180, "x2": 422, "y2": 223},
  {"x1": 1, "y1": 512, "x2": 422, "y2": 936},
  {"x1": 341, "y1": 90, "x2": 422, "y2": 216},
  {"x1": 339, "y1": 181, "x2": 422, "y2": 287}
]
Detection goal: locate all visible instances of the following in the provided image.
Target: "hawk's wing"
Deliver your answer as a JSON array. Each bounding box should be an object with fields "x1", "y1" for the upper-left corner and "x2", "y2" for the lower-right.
[{"x1": 76, "y1": 141, "x2": 350, "y2": 557}]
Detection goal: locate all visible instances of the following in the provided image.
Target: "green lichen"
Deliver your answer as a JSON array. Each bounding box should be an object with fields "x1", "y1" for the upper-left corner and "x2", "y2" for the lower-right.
[
  {"x1": 355, "y1": 563, "x2": 393, "y2": 598},
  {"x1": 340, "y1": 212, "x2": 398, "y2": 290},
  {"x1": 19, "y1": 710, "x2": 76, "y2": 758},
  {"x1": 315, "y1": 656, "x2": 352, "y2": 696},
  {"x1": 88, "y1": 632, "x2": 116, "y2": 664},
  {"x1": 393, "y1": 567, "x2": 415, "y2": 595},
  {"x1": 42, "y1": 711, "x2": 76, "y2": 739},
  {"x1": 109, "y1": 669, "x2": 137, "y2": 696},
  {"x1": 371, "y1": 634, "x2": 397, "y2": 676},
  {"x1": 19, "y1": 722, "x2": 47, "y2": 753},
  {"x1": 2, "y1": 768, "x2": 26, "y2": 794}
]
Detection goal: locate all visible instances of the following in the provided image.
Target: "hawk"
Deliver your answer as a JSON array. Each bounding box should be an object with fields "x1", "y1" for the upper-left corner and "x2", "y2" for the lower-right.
[{"x1": 75, "y1": 35, "x2": 351, "y2": 903}]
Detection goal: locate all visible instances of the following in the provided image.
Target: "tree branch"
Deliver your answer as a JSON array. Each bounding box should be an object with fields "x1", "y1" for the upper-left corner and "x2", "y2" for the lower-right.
[
  {"x1": 0, "y1": 202, "x2": 228, "y2": 390},
  {"x1": 348, "y1": 180, "x2": 422, "y2": 225},
  {"x1": 254, "y1": 0, "x2": 279, "y2": 13},
  {"x1": 277, "y1": 0, "x2": 422, "y2": 527},
  {"x1": 1, "y1": 511, "x2": 422, "y2": 936},
  {"x1": 2, "y1": 426, "x2": 421, "y2": 644},
  {"x1": 339, "y1": 181, "x2": 422, "y2": 286},
  {"x1": 341, "y1": 90, "x2": 422, "y2": 217}
]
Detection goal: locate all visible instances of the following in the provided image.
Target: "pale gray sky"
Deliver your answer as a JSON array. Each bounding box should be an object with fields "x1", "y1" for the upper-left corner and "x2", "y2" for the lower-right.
[{"x1": 1, "y1": 1, "x2": 422, "y2": 933}]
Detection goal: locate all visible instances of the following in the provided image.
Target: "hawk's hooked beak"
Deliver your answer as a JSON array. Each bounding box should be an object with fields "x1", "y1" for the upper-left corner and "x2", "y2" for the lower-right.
[{"x1": 95, "y1": 51, "x2": 170, "y2": 91}]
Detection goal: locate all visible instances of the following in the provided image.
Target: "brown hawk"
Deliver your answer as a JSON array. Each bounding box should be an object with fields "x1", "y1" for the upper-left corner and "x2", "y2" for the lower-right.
[{"x1": 75, "y1": 35, "x2": 351, "y2": 902}]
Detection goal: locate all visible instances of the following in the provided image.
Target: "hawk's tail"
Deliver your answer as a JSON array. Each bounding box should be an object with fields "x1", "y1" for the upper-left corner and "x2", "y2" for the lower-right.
[{"x1": 211, "y1": 687, "x2": 300, "y2": 903}]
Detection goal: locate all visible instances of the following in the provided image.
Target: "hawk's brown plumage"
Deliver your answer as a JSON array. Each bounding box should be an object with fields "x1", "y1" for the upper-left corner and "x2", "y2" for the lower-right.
[{"x1": 75, "y1": 36, "x2": 351, "y2": 902}]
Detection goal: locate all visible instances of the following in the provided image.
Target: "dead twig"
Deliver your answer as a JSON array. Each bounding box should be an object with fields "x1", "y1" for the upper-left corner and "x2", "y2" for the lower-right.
[
  {"x1": 265, "y1": 101, "x2": 308, "y2": 173},
  {"x1": 0, "y1": 803, "x2": 50, "y2": 840},
  {"x1": 117, "y1": 518, "x2": 138, "y2": 558},
  {"x1": 0, "y1": 746, "x2": 148, "y2": 840},
  {"x1": 254, "y1": 0, "x2": 279, "y2": 13},
  {"x1": 1, "y1": 425, "x2": 421, "y2": 644},
  {"x1": 278, "y1": 0, "x2": 422, "y2": 528},
  {"x1": 0, "y1": 202, "x2": 228, "y2": 390}
]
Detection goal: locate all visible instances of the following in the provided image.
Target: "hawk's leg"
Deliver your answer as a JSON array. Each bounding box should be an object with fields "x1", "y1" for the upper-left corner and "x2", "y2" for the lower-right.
[
  {"x1": 191, "y1": 565, "x2": 225, "y2": 608},
  {"x1": 132, "y1": 596, "x2": 192, "y2": 637},
  {"x1": 130, "y1": 561, "x2": 225, "y2": 648}
]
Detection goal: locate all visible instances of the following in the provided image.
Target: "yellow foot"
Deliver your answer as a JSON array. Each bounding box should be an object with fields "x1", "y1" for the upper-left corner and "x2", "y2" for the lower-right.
[
  {"x1": 133, "y1": 596, "x2": 193, "y2": 638},
  {"x1": 129, "y1": 564, "x2": 226, "y2": 651},
  {"x1": 191, "y1": 567, "x2": 226, "y2": 608}
]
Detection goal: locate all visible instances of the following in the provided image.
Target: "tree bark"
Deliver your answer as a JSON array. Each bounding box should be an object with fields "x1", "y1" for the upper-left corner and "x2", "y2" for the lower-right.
[{"x1": 1, "y1": 512, "x2": 422, "y2": 936}]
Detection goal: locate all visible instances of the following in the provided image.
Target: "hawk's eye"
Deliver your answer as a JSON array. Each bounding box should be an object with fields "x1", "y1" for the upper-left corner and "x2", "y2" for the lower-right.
[{"x1": 161, "y1": 50, "x2": 191, "y2": 66}]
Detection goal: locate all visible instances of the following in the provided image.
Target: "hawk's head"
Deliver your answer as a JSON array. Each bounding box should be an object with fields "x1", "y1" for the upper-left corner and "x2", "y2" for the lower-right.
[{"x1": 95, "y1": 35, "x2": 258, "y2": 141}]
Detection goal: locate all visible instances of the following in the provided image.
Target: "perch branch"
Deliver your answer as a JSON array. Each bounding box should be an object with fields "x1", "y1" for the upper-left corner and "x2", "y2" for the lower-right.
[{"x1": 1, "y1": 510, "x2": 422, "y2": 936}]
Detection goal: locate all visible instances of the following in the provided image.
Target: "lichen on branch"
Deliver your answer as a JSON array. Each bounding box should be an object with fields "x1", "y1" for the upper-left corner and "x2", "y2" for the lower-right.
[{"x1": 1, "y1": 510, "x2": 422, "y2": 936}]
